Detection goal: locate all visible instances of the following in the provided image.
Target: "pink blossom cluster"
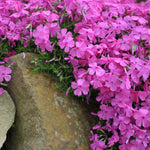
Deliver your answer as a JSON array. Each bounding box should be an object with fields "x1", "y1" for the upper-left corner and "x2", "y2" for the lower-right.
[
  {"x1": 0, "y1": 0, "x2": 150, "y2": 149},
  {"x1": 0, "y1": 51, "x2": 15, "y2": 95},
  {"x1": 0, "y1": 0, "x2": 59, "y2": 95},
  {"x1": 57, "y1": 0, "x2": 150, "y2": 149},
  {"x1": 0, "y1": 63, "x2": 12, "y2": 95}
]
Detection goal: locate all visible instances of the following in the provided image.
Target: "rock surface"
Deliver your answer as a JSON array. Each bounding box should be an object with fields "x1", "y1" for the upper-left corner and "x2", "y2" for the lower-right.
[
  {"x1": 6, "y1": 53, "x2": 96, "y2": 150},
  {"x1": 0, "y1": 90, "x2": 15, "y2": 149}
]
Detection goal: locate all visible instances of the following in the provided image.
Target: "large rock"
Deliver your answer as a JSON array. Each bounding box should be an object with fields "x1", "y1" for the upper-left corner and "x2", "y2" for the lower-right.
[
  {"x1": 0, "y1": 90, "x2": 15, "y2": 149},
  {"x1": 6, "y1": 53, "x2": 96, "y2": 150}
]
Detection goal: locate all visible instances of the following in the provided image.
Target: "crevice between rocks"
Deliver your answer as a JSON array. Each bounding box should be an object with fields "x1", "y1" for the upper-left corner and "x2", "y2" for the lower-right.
[{"x1": 1, "y1": 126, "x2": 14, "y2": 150}]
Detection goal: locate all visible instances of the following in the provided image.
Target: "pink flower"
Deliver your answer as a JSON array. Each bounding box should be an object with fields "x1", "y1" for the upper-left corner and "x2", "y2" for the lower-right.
[
  {"x1": 7, "y1": 51, "x2": 16, "y2": 57},
  {"x1": 108, "y1": 62, "x2": 124, "y2": 76},
  {"x1": 96, "y1": 87, "x2": 114, "y2": 103},
  {"x1": 79, "y1": 28, "x2": 94, "y2": 42},
  {"x1": 97, "y1": 104, "x2": 115, "y2": 120},
  {"x1": 119, "y1": 140, "x2": 145, "y2": 150},
  {"x1": 3, "y1": 57, "x2": 9, "y2": 63},
  {"x1": 90, "y1": 134, "x2": 107, "y2": 150},
  {"x1": 108, "y1": 131, "x2": 119, "y2": 147},
  {"x1": 4, "y1": 51, "x2": 16, "y2": 63},
  {"x1": 46, "y1": 23, "x2": 60, "y2": 37},
  {"x1": 88, "y1": 62, "x2": 105, "y2": 76},
  {"x1": 71, "y1": 79, "x2": 89, "y2": 96},
  {"x1": 90, "y1": 75, "x2": 103, "y2": 89},
  {"x1": 33, "y1": 25, "x2": 52, "y2": 53},
  {"x1": 0, "y1": 66, "x2": 12, "y2": 82},
  {"x1": 57, "y1": 29, "x2": 74, "y2": 52},
  {"x1": 138, "y1": 91, "x2": 147, "y2": 101},
  {"x1": 69, "y1": 42, "x2": 86, "y2": 58},
  {"x1": 133, "y1": 109, "x2": 150, "y2": 128},
  {"x1": 120, "y1": 75, "x2": 131, "y2": 90},
  {"x1": 138, "y1": 63, "x2": 150, "y2": 81},
  {"x1": 105, "y1": 75, "x2": 121, "y2": 91}
]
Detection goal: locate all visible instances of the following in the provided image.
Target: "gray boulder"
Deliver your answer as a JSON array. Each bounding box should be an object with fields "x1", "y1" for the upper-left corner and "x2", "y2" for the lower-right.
[{"x1": 0, "y1": 90, "x2": 15, "y2": 149}]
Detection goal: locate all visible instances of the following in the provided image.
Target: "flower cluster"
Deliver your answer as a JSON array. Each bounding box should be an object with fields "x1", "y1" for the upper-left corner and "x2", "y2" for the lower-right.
[
  {"x1": 0, "y1": 50, "x2": 16, "y2": 95},
  {"x1": 57, "y1": 0, "x2": 150, "y2": 149},
  {"x1": 0, "y1": 0, "x2": 150, "y2": 149},
  {"x1": 0, "y1": 64, "x2": 12, "y2": 95}
]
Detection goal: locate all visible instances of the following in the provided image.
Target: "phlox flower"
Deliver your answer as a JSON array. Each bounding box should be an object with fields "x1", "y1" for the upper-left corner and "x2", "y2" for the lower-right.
[
  {"x1": 138, "y1": 63, "x2": 150, "y2": 82},
  {"x1": 108, "y1": 131, "x2": 119, "y2": 147},
  {"x1": 138, "y1": 91, "x2": 147, "y2": 101},
  {"x1": 90, "y1": 133, "x2": 107, "y2": 150},
  {"x1": 0, "y1": 65, "x2": 12, "y2": 82},
  {"x1": 46, "y1": 23, "x2": 60, "y2": 37},
  {"x1": 129, "y1": 69, "x2": 139, "y2": 84},
  {"x1": 79, "y1": 27, "x2": 94, "y2": 42},
  {"x1": 4, "y1": 51, "x2": 16, "y2": 63},
  {"x1": 114, "y1": 18, "x2": 128, "y2": 32},
  {"x1": 43, "y1": 11, "x2": 59, "y2": 22},
  {"x1": 93, "y1": 22, "x2": 109, "y2": 38},
  {"x1": 69, "y1": 42, "x2": 86, "y2": 58},
  {"x1": 131, "y1": 26, "x2": 149, "y2": 40},
  {"x1": 131, "y1": 16, "x2": 148, "y2": 25},
  {"x1": 119, "y1": 123, "x2": 134, "y2": 144},
  {"x1": 117, "y1": 35, "x2": 131, "y2": 51},
  {"x1": 33, "y1": 25, "x2": 52, "y2": 53},
  {"x1": 120, "y1": 75, "x2": 131, "y2": 90},
  {"x1": 115, "y1": 115, "x2": 134, "y2": 142},
  {"x1": 64, "y1": 56, "x2": 79, "y2": 66},
  {"x1": 105, "y1": 75, "x2": 121, "y2": 91},
  {"x1": 85, "y1": 44, "x2": 100, "y2": 59},
  {"x1": 133, "y1": 108, "x2": 150, "y2": 128},
  {"x1": 73, "y1": 68, "x2": 87, "y2": 79},
  {"x1": 119, "y1": 140, "x2": 146, "y2": 150},
  {"x1": 133, "y1": 125, "x2": 147, "y2": 143},
  {"x1": 71, "y1": 79, "x2": 89, "y2": 96},
  {"x1": 88, "y1": 62, "x2": 105, "y2": 76},
  {"x1": 108, "y1": 62, "x2": 124, "y2": 76},
  {"x1": 63, "y1": 0, "x2": 78, "y2": 15},
  {"x1": 57, "y1": 29, "x2": 74, "y2": 52},
  {"x1": 111, "y1": 89, "x2": 133, "y2": 107},
  {"x1": 123, "y1": 16, "x2": 136, "y2": 29},
  {"x1": 90, "y1": 75, "x2": 103, "y2": 89},
  {"x1": 96, "y1": 87, "x2": 114, "y2": 103},
  {"x1": 97, "y1": 104, "x2": 115, "y2": 120}
]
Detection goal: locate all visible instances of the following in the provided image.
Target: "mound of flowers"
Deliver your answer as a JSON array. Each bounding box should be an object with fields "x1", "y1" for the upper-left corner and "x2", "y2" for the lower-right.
[{"x1": 0, "y1": 0, "x2": 150, "y2": 149}]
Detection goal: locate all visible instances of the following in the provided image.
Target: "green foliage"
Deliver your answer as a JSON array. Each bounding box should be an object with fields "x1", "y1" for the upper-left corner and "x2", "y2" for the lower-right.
[
  {"x1": 30, "y1": 47, "x2": 76, "y2": 96},
  {"x1": 0, "y1": 39, "x2": 40, "y2": 61},
  {"x1": 0, "y1": 39, "x2": 10, "y2": 60},
  {"x1": 15, "y1": 40, "x2": 40, "y2": 54}
]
